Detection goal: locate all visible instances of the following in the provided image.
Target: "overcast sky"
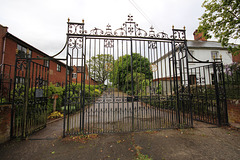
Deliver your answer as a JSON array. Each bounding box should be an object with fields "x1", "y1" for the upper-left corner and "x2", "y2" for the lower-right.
[{"x1": 0, "y1": 0, "x2": 205, "y2": 57}]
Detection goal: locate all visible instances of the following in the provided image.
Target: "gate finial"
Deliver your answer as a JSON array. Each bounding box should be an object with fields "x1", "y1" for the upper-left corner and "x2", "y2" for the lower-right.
[
  {"x1": 82, "y1": 19, "x2": 85, "y2": 23},
  {"x1": 128, "y1": 14, "x2": 133, "y2": 22},
  {"x1": 68, "y1": 18, "x2": 70, "y2": 22}
]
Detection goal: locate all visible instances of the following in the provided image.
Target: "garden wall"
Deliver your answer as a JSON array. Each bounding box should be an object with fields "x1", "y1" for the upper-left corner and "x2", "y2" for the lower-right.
[
  {"x1": 0, "y1": 104, "x2": 11, "y2": 143},
  {"x1": 227, "y1": 100, "x2": 240, "y2": 124}
]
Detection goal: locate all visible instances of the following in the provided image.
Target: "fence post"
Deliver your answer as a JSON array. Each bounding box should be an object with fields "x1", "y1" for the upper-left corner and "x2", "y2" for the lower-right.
[
  {"x1": 22, "y1": 59, "x2": 30, "y2": 138},
  {"x1": 130, "y1": 38, "x2": 134, "y2": 132},
  {"x1": 220, "y1": 62, "x2": 228, "y2": 125},
  {"x1": 213, "y1": 62, "x2": 221, "y2": 126}
]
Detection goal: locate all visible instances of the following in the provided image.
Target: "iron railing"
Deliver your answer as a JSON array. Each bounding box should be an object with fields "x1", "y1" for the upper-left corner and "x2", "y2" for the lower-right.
[
  {"x1": 224, "y1": 62, "x2": 240, "y2": 100},
  {"x1": 0, "y1": 64, "x2": 13, "y2": 104}
]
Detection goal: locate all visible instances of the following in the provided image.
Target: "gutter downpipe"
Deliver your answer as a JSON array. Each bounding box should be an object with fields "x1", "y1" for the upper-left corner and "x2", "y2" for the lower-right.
[{"x1": 1, "y1": 36, "x2": 7, "y2": 73}]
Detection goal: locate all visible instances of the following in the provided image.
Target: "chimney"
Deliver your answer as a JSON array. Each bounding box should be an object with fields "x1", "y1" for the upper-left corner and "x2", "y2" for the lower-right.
[
  {"x1": 0, "y1": 24, "x2": 8, "y2": 38},
  {"x1": 0, "y1": 24, "x2": 8, "y2": 64},
  {"x1": 193, "y1": 29, "x2": 207, "y2": 41}
]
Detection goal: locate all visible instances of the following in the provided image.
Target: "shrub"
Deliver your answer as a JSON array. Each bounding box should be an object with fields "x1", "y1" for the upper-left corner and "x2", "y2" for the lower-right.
[{"x1": 48, "y1": 111, "x2": 63, "y2": 119}]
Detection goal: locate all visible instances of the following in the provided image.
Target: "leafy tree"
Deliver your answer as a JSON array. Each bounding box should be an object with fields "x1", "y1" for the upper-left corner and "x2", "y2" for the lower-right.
[
  {"x1": 198, "y1": 0, "x2": 240, "y2": 54},
  {"x1": 110, "y1": 53, "x2": 153, "y2": 95},
  {"x1": 125, "y1": 72, "x2": 147, "y2": 95},
  {"x1": 87, "y1": 54, "x2": 113, "y2": 84}
]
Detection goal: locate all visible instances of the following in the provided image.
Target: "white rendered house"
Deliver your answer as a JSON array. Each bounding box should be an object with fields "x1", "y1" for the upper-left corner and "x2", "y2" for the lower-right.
[{"x1": 152, "y1": 31, "x2": 233, "y2": 95}]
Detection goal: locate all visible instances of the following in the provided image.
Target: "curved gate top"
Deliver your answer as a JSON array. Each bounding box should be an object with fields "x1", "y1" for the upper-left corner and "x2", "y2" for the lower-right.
[{"x1": 64, "y1": 15, "x2": 194, "y2": 136}]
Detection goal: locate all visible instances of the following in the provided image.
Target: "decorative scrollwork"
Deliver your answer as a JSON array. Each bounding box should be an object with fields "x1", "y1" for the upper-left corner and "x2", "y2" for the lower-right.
[
  {"x1": 148, "y1": 41, "x2": 157, "y2": 49},
  {"x1": 16, "y1": 60, "x2": 27, "y2": 71},
  {"x1": 136, "y1": 28, "x2": 147, "y2": 37},
  {"x1": 104, "y1": 39, "x2": 114, "y2": 48},
  {"x1": 105, "y1": 24, "x2": 113, "y2": 35},
  {"x1": 68, "y1": 24, "x2": 85, "y2": 34},
  {"x1": 156, "y1": 32, "x2": 168, "y2": 39},
  {"x1": 114, "y1": 27, "x2": 127, "y2": 36},
  {"x1": 127, "y1": 14, "x2": 133, "y2": 22},
  {"x1": 90, "y1": 27, "x2": 104, "y2": 35},
  {"x1": 171, "y1": 30, "x2": 185, "y2": 40},
  {"x1": 67, "y1": 15, "x2": 186, "y2": 40},
  {"x1": 68, "y1": 38, "x2": 83, "y2": 49},
  {"x1": 114, "y1": 14, "x2": 147, "y2": 37},
  {"x1": 149, "y1": 26, "x2": 155, "y2": 37}
]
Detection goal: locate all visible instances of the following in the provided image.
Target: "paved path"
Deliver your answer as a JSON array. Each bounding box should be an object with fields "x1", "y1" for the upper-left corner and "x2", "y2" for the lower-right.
[
  {"x1": 66, "y1": 91, "x2": 178, "y2": 134},
  {"x1": 1, "y1": 91, "x2": 239, "y2": 159},
  {"x1": 0, "y1": 120, "x2": 240, "y2": 160}
]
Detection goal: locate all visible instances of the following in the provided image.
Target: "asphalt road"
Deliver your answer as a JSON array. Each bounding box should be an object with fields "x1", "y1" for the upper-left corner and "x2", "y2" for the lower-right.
[{"x1": 0, "y1": 120, "x2": 239, "y2": 160}]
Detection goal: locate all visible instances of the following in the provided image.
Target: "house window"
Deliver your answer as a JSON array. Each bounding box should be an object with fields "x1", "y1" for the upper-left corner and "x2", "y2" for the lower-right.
[
  {"x1": 57, "y1": 64, "x2": 61, "y2": 72},
  {"x1": 44, "y1": 60, "x2": 49, "y2": 67},
  {"x1": 72, "y1": 73, "x2": 77, "y2": 79},
  {"x1": 189, "y1": 75, "x2": 196, "y2": 85},
  {"x1": 77, "y1": 66, "x2": 83, "y2": 73},
  {"x1": 16, "y1": 77, "x2": 25, "y2": 84},
  {"x1": 211, "y1": 51, "x2": 219, "y2": 60},
  {"x1": 17, "y1": 44, "x2": 31, "y2": 58}
]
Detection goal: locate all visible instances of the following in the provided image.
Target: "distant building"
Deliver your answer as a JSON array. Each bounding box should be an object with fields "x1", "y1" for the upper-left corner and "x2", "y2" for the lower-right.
[
  {"x1": 152, "y1": 30, "x2": 234, "y2": 95},
  {"x1": 0, "y1": 24, "x2": 98, "y2": 88},
  {"x1": 72, "y1": 65, "x2": 99, "y2": 85},
  {"x1": 0, "y1": 24, "x2": 67, "y2": 87}
]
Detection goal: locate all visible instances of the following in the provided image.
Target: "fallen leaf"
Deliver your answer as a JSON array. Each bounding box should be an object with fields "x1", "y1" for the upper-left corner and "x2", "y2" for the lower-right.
[
  {"x1": 117, "y1": 140, "x2": 122, "y2": 144},
  {"x1": 135, "y1": 145, "x2": 143, "y2": 150}
]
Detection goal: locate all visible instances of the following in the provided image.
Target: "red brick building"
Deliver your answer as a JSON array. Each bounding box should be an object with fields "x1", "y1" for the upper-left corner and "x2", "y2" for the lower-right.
[
  {"x1": 72, "y1": 65, "x2": 98, "y2": 85},
  {"x1": 0, "y1": 24, "x2": 67, "y2": 86},
  {"x1": 0, "y1": 24, "x2": 100, "y2": 89}
]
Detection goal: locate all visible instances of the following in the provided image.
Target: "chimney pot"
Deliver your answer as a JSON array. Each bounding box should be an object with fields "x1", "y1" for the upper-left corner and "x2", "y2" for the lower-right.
[{"x1": 193, "y1": 29, "x2": 207, "y2": 41}]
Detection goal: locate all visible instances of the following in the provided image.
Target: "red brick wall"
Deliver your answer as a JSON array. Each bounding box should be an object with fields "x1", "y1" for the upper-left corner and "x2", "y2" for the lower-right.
[
  {"x1": 49, "y1": 61, "x2": 66, "y2": 85},
  {"x1": 233, "y1": 54, "x2": 240, "y2": 63},
  {"x1": 0, "y1": 104, "x2": 11, "y2": 144},
  {"x1": 0, "y1": 25, "x2": 8, "y2": 64},
  {"x1": 2, "y1": 38, "x2": 17, "y2": 80},
  {"x1": 227, "y1": 100, "x2": 240, "y2": 123}
]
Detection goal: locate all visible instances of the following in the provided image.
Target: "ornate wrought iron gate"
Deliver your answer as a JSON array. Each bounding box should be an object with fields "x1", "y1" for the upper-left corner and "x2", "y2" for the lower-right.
[
  {"x1": 64, "y1": 15, "x2": 193, "y2": 136},
  {"x1": 11, "y1": 55, "x2": 49, "y2": 138},
  {"x1": 63, "y1": 15, "x2": 228, "y2": 136},
  {"x1": 188, "y1": 59, "x2": 228, "y2": 125}
]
